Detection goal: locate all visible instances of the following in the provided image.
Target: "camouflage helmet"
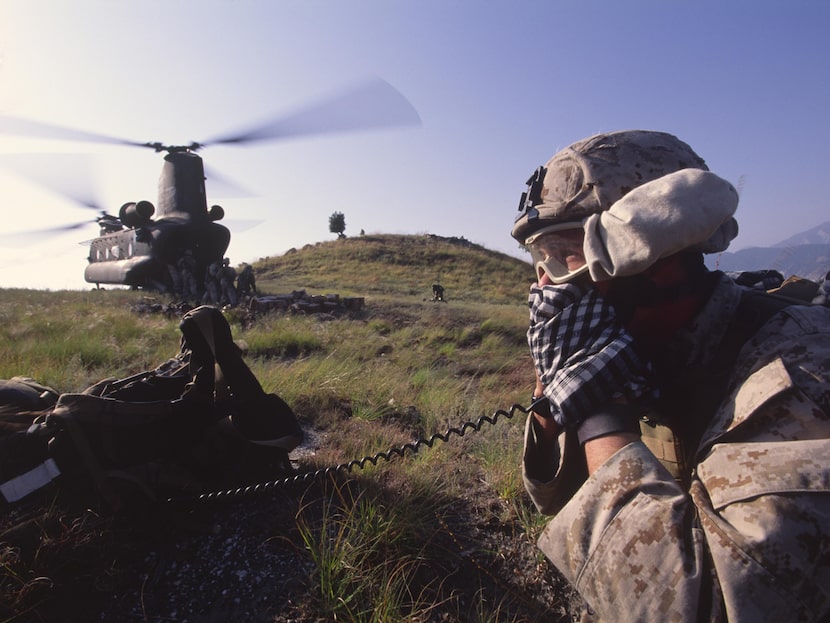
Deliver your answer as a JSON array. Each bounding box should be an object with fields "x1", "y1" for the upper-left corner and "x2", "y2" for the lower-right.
[
  {"x1": 512, "y1": 130, "x2": 708, "y2": 243},
  {"x1": 512, "y1": 130, "x2": 739, "y2": 282}
]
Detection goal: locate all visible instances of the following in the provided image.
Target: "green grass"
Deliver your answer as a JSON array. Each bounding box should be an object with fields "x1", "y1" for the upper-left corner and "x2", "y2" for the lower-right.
[
  {"x1": 296, "y1": 480, "x2": 444, "y2": 621},
  {"x1": 0, "y1": 289, "x2": 180, "y2": 389}
]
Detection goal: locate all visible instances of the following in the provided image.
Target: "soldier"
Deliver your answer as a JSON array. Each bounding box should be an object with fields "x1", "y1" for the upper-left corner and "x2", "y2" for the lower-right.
[
  {"x1": 513, "y1": 130, "x2": 830, "y2": 621},
  {"x1": 166, "y1": 262, "x2": 182, "y2": 296},
  {"x1": 202, "y1": 259, "x2": 221, "y2": 305},
  {"x1": 236, "y1": 263, "x2": 257, "y2": 298},
  {"x1": 218, "y1": 258, "x2": 238, "y2": 307},
  {"x1": 177, "y1": 250, "x2": 199, "y2": 300}
]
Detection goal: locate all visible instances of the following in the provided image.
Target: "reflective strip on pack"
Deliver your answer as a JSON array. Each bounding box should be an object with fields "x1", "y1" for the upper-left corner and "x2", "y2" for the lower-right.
[{"x1": 0, "y1": 458, "x2": 61, "y2": 503}]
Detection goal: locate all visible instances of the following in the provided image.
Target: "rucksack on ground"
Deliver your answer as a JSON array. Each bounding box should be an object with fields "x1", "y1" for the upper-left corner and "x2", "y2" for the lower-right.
[{"x1": 0, "y1": 305, "x2": 303, "y2": 511}]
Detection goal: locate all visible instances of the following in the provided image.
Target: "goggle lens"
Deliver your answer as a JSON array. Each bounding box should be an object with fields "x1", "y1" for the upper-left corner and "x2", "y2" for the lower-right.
[{"x1": 525, "y1": 225, "x2": 587, "y2": 283}]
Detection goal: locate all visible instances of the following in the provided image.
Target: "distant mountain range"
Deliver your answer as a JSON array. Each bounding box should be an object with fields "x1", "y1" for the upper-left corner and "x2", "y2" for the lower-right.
[{"x1": 705, "y1": 220, "x2": 830, "y2": 282}]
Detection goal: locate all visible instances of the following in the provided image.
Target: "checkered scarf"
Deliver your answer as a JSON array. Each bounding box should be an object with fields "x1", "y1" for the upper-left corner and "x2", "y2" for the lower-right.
[{"x1": 528, "y1": 282, "x2": 653, "y2": 427}]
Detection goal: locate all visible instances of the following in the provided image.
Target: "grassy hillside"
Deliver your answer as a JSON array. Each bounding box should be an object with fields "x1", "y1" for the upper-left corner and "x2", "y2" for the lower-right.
[
  {"x1": 254, "y1": 233, "x2": 534, "y2": 304},
  {"x1": 0, "y1": 235, "x2": 580, "y2": 622}
]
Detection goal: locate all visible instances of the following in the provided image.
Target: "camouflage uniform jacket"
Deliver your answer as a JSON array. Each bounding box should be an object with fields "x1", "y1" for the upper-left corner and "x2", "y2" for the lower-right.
[{"x1": 523, "y1": 275, "x2": 830, "y2": 622}]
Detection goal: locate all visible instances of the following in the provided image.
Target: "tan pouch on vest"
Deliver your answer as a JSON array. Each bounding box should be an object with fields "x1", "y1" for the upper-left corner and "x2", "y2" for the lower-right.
[{"x1": 639, "y1": 419, "x2": 687, "y2": 484}]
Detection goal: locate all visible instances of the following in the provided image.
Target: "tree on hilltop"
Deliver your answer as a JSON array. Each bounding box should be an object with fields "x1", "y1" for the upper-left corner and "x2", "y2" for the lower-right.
[{"x1": 329, "y1": 211, "x2": 347, "y2": 239}]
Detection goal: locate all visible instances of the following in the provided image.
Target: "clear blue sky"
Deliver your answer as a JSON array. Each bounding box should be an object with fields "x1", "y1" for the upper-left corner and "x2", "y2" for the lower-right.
[{"x1": 0, "y1": 0, "x2": 828, "y2": 289}]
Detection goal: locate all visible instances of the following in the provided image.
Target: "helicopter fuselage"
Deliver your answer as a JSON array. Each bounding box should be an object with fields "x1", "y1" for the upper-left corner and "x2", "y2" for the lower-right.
[
  {"x1": 83, "y1": 150, "x2": 230, "y2": 291},
  {"x1": 84, "y1": 219, "x2": 230, "y2": 289}
]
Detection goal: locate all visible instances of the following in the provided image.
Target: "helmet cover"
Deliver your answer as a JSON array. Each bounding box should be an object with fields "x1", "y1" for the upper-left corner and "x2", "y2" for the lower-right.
[
  {"x1": 512, "y1": 130, "x2": 709, "y2": 243},
  {"x1": 512, "y1": 130, "x2": 739, "y2": 282}
]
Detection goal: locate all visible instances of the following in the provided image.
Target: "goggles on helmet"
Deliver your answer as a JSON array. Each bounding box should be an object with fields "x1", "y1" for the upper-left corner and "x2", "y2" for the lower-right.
[{"x1": 524, "y1": 222, "x2": 588, "y2": 284}]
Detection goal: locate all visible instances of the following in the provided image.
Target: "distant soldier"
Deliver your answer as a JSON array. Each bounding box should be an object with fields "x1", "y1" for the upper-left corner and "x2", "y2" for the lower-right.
[
  {"x1": 237, "y1": 263, "x2": 257, "y2": 298},
  {"x1": 202, "y1": 260, "x2": 221, "y2": 305},
  {"x1": 166, "y1": 262, "x2": 183, "y2": 296},
  {"x1": 177, "y1": 250, "x2": 199, "y2": 300},
  {"x1": 218, "y1": 258, "x2": 238, "y2": 307},
  {"x1": 431, "y1": 283, "x2": 445, "y2": 302}
]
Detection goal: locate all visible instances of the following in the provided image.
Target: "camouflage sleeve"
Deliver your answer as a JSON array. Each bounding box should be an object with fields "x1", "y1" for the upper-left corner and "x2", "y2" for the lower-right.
[
  {"x1": 522, "y1": 415, "x2": 565, "y2": 511},
  {"x1": 536, "y1": 441, "x2": 709, "y2": 623},
  {"x1": 522, "y1": 413, "x2": 589, "y2": 517}
]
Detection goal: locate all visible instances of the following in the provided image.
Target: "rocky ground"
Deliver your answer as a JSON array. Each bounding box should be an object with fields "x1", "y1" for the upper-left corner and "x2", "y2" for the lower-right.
[{"x1": 88, "y1": 489, "x2": 580, "y2": 622}]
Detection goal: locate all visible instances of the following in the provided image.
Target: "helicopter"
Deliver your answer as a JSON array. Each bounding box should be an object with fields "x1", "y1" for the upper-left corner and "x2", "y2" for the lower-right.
[
  {"x1": 0, "y1": 78, "x2": 421, "y2": 292},
  {"x1": 84, "y1": 146, "x2": 232, "y2": 291}
]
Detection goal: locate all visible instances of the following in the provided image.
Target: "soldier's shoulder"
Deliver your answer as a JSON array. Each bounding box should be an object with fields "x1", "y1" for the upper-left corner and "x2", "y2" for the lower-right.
[{"x1": 780, "y1": 302, "x2": 830, "y2": 333}]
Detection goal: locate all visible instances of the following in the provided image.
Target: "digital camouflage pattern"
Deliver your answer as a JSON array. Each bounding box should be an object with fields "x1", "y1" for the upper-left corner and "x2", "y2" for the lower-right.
[
  {"x1": 524, "y1": 276, "x2": 830, "y2": 622},
  {"x1": 512, "y1": 130, "x2": 709, "y2": 243}
]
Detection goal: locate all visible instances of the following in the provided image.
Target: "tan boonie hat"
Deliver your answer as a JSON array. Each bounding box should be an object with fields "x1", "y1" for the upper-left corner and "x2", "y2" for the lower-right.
[{"x1": 512, "y1": 130, "x2": 739, "y2": 281}]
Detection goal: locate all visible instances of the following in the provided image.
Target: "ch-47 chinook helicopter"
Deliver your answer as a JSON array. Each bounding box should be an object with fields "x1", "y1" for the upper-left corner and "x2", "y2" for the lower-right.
[
  {"x1": 0, "y1": 78, "x2": 420, "y2": 291},
  {"x1": 84, "y1": 145, "x2": 232, "y2": 291}
]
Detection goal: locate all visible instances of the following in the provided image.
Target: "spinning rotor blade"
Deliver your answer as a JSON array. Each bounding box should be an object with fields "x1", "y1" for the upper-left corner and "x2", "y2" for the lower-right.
[
  {"x1": 203, "y1": 78, "x2": 421, "y2": 146},
  {"x1": 0, "y1": 153, "x2": 103, "y2": 211},
  {"x1": 0, "y1": 78, "x2": 419, "y2": 153},
  {"x1": 0, "y1": 219, "x2": 99, "y2": 247},
  {"x1": 0, "y1": 115, "x2": 144, "y2": 148},
  {"x1": 203, "y1": 164, "x2": 255, "y2": 198},
  {"x1": 222, "y1": 218, "x2": 264, "y2": 233}
]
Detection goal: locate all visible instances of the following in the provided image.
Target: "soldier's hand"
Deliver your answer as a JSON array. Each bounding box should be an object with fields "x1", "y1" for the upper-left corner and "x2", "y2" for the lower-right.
[{"x1": 527, "y1": 281, "x2": 653, "y2": 427}]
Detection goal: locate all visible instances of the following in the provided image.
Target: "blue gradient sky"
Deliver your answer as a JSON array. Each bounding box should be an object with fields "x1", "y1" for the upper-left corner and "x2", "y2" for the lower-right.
[{"x1": 0, "y1": 0, "x2": 828, "y2": 289}]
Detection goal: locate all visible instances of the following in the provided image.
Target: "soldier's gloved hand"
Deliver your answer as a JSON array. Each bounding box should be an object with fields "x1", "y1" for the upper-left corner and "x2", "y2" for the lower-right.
[{"x1": 527, "y1": 281, "x2": 653, "y2": 436}]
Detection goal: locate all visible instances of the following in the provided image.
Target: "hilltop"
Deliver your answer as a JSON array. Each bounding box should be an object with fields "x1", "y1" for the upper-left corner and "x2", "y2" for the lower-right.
[
  {"x1": 251, "y1": 233, "x2": 534, "y2": 305},
  {"x1": 250, "y1": 229, "x2": 830, "y2": 302}
]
